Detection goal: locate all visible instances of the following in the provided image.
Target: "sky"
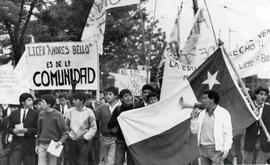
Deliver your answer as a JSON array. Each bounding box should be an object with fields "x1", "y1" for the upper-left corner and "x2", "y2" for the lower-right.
[{"x1": 145, "y1": 0, "x2": 270, "y2": 49}]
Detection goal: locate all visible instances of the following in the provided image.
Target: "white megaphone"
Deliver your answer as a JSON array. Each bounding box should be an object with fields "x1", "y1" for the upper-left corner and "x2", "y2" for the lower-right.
[{"x1": 179, "y1": 97, "x2": 205, "y2": 110}]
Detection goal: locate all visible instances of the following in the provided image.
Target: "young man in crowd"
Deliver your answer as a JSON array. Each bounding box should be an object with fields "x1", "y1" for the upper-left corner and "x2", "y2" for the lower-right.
[
  {"x1": 190, "y1": 90, "x2": 232, "y2": 165},
  {"x1": 96, "y1": 87, "x2": 120, "y2": 165},
  {"x1": 0, "y1": 104, "x2": 19, "y2": 165},
  {"x1": 54, "y1": 93, "x2": 71, "y2": 115},
  {"x1": 135, "y1": 84, "x2": 153, "y2": 108},
  {"x1": 147, "y1": 92, "x2": 160, "y2": 105},
  {"x1": 107, "y1": 89, "x2": 135, "y2": 165},
  {"x1": 36, "y1": 94, "x2": 69, "y2": 165},
  {"x1": 244, "y1": 87, "x2": 270, "y2": 164},
  {"x1": 33, "y1": 99, "x2": 43, "y2": 113},
  {"x1": 64, "y1": 91, "x2": 97, "y2": 165},
  {"x1": 8, "y1": 93, "x2": 39, "y2": 165}
]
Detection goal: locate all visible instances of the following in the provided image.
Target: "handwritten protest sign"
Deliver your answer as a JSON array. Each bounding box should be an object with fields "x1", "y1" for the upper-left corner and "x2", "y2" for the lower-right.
[
  {"x1": 0, "y1": 62, "x2": 29, "y2": 104},
  {"x1": 114, "y1": 69, "x2": 148, "y2": 96},
  {"x1": 230, "y1": 29, "x2": 270, "y2": 78},
  {"x1": 20, "y1": 41, "x2": 98, "y2": 90}
]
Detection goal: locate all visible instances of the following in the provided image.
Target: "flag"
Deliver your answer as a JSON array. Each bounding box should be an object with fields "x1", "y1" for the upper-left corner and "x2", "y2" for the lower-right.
[
  {"x1": 81, "y1": 0, "x2": 140, "y2": 54},
  {"x1": 187, "y1": 48, "x2": 256, "y2": 135},
  {"x1": 160, "y1": 7, "x2": 217, "y2": 99},
  {"x1": 160, "y1": 55, "x2": 196, "y2": 99},
  {"x1": 81, "y1": 0, "x2": 106, "y2": 54},
  {"x1": 118, "y1": 48, "x2": 256, "y2": 165},
  {"x1": 179, "y1": 7, "x2": 217, "y2": 66}
]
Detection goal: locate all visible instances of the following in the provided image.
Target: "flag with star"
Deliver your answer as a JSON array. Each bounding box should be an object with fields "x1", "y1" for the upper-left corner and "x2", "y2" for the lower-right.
[
  {"x1": 188, "y1": 47, "x2": 256, "y2": 135},
  {"x1": 117, "y1": 48, "x2": 256, "y2": 165}
]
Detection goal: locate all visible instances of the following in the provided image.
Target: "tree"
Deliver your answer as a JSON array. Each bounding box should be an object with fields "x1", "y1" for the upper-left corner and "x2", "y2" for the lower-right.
[
  {"x1": 101, "y1": 5, "x2": 166, "y2": 88},
  {"x1": 30, "y1": 0, "x2": 94, "y2": 42},
  {"x1": 0, "y1": 0, "x2": 40, "y2": 66}
]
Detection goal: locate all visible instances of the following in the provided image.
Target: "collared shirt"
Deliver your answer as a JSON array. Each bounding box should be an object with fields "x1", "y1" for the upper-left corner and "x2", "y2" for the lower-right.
[
  {"x1": 20, "y1": 108, "x2": 29, "y2": 123},
  {"x1": 60, "y1": 104, "x2": 69, "y2": 115},
  {"x1": 254, "y1": 102, "x2": 264, "y2": 119},
  {"x1": 143, "y1": 101, "x2": 149, "y2": 107},
  {"x1": 108, "y1": 101, "x2": 121, "y2": 114}
]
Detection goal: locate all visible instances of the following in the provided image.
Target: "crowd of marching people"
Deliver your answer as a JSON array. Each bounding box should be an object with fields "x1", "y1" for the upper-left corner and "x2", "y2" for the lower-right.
[
  {"x1": 1, "y1": 85, "x2": 270, "y2": 165},
  {"x1": 0, "y1": 84, "x2": 160, "y2": 165}
]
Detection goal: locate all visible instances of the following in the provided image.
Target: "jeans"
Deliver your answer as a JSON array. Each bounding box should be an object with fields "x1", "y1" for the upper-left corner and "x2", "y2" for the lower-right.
[
  {"x1": 64, "y1": 139, "x2": 90, "y2": 165},
  {"x1": 99, "y1": 136, "x2": 116, "y2": 165},
  {"x1": 38, "y1": 144, "x2": 58, "y2": 165},
  {"x1": 114, "y1": 139, "x2": 134, "y2": 165}
]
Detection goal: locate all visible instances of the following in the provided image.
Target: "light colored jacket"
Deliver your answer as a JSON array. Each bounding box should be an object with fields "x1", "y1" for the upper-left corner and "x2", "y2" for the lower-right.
[{"x1": 190, "y1": 105, "x2": 233, "y2": 152}]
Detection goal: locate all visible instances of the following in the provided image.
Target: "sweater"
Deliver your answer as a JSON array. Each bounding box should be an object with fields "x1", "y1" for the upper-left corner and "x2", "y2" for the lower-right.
[
  {"x1": 65, "y1": 106, "x2": 97, "y2": 141},
  {"x1": 37, "y1": 109, "x2": 69, "y2": 145},
  {"x1": 107, "y1": 104, "x2": 134, "y2": 141},
  {"x1": 96, "y1": 104, "x2": 115, "y2": 137}
]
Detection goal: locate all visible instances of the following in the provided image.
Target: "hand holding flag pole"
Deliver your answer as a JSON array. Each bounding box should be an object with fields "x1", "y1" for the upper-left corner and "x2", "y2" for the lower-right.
[{"x1": 220, "y1": 40, "x2": 270, "y2": 142}]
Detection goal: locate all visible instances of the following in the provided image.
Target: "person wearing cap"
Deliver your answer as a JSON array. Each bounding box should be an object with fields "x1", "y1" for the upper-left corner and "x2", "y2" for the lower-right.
[{"x1": 8, "y1": 93, "x2": 39, "y2": 165}]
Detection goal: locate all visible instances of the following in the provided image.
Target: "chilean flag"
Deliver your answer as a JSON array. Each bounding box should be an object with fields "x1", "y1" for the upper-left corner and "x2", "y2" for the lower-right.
[{"x1": 118, "y1": 48, "x2": 256, "y2": 165}]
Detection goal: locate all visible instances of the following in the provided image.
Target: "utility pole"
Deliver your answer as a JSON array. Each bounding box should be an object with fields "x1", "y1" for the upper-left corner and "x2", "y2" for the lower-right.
[{"x1": 140, "y1": 2, "x2": 149, "y2": 83}]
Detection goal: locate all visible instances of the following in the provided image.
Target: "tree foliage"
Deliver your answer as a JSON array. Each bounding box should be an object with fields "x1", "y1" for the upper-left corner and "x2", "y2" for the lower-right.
[
  {"x1": 101, "y1": 5, "x2": 166, "y2": 88},
  {"x1": 0, "y1": 0, "x2": 40, "y2": 65},
  {"x1": 30, "y1": 0, "x2": 94, "y2": 42}
]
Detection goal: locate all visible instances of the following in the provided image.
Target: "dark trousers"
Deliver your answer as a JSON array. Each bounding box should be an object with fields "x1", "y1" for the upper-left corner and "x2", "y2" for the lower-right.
[
  {"x1": 114, "y1": 140, "x2": 134, "y2": 165},
  {"x1": 64, "y1": 139, "x2": 90, "y2": 165},
  {"x1": 88, "y1": 137, "x2": 100, "y2": 165},
  {"x1": 0, "y1": 147, "x2": 12, "y2": 165},
  {"x1": 9, "y1": 147, "x2": 35, "y2": 165}
]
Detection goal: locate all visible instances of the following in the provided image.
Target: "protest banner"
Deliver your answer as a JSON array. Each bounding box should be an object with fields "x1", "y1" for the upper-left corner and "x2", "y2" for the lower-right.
[
  {"x1": 114, "y1": 69, "x2": 148, "y2": 96},
  {"x1": 230, "y1": 28, "x2": 270, "y2": 78},
  {"x1": 19, "y1": 41, "x2": 98, "y2": 90},
  {"x1": 160, "y1": 56, "x2": 196, "y2": 99},
  {"x1": 0, "y1": 62, "x2": 29, "y2": 104}
]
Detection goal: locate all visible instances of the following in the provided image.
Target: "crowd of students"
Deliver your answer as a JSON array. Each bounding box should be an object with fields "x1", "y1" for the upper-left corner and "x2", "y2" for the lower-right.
[{"x1": 0, "y1": 84, "x2": 160, "y2": 165}]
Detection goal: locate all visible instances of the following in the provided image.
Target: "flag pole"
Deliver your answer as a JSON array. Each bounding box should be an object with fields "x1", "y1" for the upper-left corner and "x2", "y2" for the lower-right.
[
  {"x1": 221, "y1": 44, "x2": 270, "y2": 141},
  {"x1": 203, "y1": 0, "x2": 218, "y2": 46},
  {"x1": 94, "y1": 40, "x2": 100, "y2": 102}
]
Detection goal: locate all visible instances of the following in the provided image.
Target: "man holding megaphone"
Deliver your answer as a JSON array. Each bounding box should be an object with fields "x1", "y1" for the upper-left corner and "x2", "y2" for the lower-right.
[{"x1": 189, "y1": 90, "x2": 233, "y2": 165}]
